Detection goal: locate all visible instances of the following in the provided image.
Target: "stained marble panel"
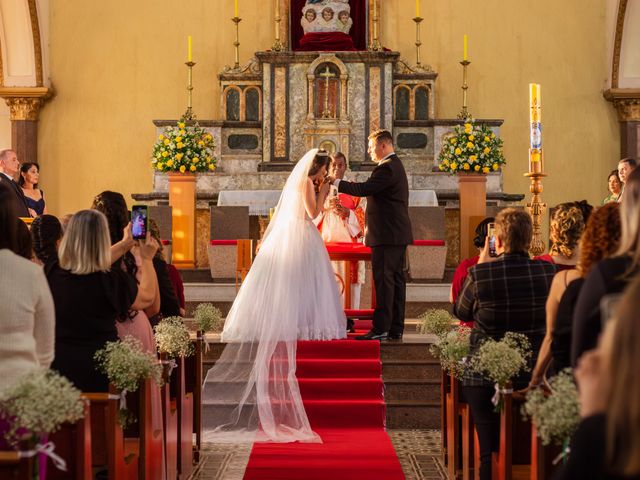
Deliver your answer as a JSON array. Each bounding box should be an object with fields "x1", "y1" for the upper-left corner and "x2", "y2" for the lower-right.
[{"x1": 273, "y1": 66, "x2": 287, "y2": 158}]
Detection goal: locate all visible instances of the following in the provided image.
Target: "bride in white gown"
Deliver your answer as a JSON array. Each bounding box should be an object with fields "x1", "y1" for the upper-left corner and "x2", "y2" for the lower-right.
[{"x1": 202, "y1": 148, "x2": 347, "y2": 443}]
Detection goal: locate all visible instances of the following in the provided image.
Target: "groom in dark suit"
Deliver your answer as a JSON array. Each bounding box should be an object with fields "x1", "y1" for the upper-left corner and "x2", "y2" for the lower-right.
[{"x1": 332, "y1": 130, "x2": 413, "y2": 340}]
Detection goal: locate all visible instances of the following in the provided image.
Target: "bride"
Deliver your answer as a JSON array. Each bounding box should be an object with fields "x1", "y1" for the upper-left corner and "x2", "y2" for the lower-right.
[{"x1": 202, "y1": 148, "x2": 347, "y2": 443}]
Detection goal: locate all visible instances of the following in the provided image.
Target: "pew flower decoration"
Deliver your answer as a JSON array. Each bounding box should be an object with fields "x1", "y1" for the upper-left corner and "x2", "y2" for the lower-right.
[
  {"x1": 151, "y1": 117, "x2": 217, "y2": 173},
  {"x1": 194, "y1": 302, "x2": 224, "y2": 333},
  {"x1": 154, "y1": 316, "x2": 194, "y2": 359},
  {"x1": 0, "y1": 369, "x2": 86, "y2": 448},
  {"x1": 431, "y1": 326, "x2": 472, "y2": 378},
  {"x1": 469, "y1": 332, "x2": 531, "y2": 410},
  {"x1": 438, "y1": 119, "x2": 506, "y2": 174},
  {"x1": 94, "y1": 336, "x2": 163, "y2": 426},
  {"x1": 523, "y1": 369, "x2": 580, "y2": 449},
  {"x1": 418, "y1": 308, "x2": 454, "y2": 336}
]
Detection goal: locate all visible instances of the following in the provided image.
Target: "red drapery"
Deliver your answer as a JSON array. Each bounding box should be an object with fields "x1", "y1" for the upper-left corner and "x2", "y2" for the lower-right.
[{"x1": 291, "y1": 0, "x2": 367, "y2": 51}]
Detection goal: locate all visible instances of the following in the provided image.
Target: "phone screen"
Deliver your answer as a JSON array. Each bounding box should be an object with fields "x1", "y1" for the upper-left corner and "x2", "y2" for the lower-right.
[
  {"x1": 487, "y1": 223, "x2": 497, "y2": 257},
  {"x1": 131, "y1": 205, "x2": 148, "y2": 240}
]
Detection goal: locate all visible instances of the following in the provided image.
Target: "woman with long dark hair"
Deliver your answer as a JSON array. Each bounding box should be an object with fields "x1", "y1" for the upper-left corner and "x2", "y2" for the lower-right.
[{"x1": 19, "y1": 162, "x2": 46, "y2": 216}]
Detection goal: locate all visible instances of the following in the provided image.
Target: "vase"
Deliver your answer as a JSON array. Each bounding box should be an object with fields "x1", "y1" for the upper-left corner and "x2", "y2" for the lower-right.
[
  {"x1": 168, "y1": 172, "x2": 196, "y2": 269},
  {"x1": 458, "y1": 173, "x2": 487, "y2": 261}
]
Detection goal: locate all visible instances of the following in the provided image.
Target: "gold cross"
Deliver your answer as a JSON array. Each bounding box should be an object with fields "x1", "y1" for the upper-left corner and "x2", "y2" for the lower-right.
[{"x1": 320, "y1": 65, "x2": 336, "y2": 118}]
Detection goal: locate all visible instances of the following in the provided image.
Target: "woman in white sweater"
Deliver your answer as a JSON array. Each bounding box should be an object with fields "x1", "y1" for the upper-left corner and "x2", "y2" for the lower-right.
[{"x1": 0, "y1": 183, "x2": 55, "y2": 393}]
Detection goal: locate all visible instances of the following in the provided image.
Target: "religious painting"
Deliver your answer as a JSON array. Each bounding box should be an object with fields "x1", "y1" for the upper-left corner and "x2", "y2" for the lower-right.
[{"x1": 292, "y1": 0, "x2": 367, "y2": 51}]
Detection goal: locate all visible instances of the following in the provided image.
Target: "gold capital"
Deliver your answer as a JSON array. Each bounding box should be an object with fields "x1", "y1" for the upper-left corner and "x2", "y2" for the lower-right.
[
  {"x1": 604, "y1": 88, "x2": 640, "y2": 122},
  {"x1": 0, "y1": 87, "x2": 52, "y2": 121}
]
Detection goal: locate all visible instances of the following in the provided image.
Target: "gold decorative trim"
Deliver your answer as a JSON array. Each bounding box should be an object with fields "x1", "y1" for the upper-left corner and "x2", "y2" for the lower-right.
[
  {"x1": 604, "y1": 88, "x2": 640, "y2": 121},
  {"x1": 0, "y1": 86, "x2": 51, "y2": 120},
  {"x1": 611, "y1": 0, "x2": 628, "y2": 89},
  {"x1": 28, "y1": 0, "x2": 44, "y2": 86}
]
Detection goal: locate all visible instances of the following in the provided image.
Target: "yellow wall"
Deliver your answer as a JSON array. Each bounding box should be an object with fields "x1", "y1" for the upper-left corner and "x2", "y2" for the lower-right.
[{"x1": 39, "y1": 0, "x2": 619, "y2": 217}]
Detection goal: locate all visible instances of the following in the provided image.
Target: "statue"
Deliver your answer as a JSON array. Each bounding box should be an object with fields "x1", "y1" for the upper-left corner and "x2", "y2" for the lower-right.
[{"x1": 301, "y1": 1, "x2": 352, "y2": 35}]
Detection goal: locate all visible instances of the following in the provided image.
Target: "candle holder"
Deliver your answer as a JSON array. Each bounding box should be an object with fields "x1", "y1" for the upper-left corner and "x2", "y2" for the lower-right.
[
  {"x1": 369, "y1": 6, "x2": 382, "y2": 51},
  {"x1": 183, "y1": 61, "x2": 196, "y2": 121},
  {"x1": 272, "y1": 7, "x2": 284, "y2": 52},
  {"x1": 457, "y1": 59, "x2": 471, "y2": 119},
  {"x1": 232, "y1": 16, "x2": 242, "y2": 70},
  {"x1": 525, "y1": 149, "x2": 546, "y2": 257},
  {"x1": 413, "y1": 17, "x2": 424, "y2": 68}
]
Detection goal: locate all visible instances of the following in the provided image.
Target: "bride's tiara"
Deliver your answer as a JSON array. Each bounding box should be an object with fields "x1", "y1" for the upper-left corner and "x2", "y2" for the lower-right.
[{"x1": 316, "y1": 149, "x2": 329, "y2": 157}]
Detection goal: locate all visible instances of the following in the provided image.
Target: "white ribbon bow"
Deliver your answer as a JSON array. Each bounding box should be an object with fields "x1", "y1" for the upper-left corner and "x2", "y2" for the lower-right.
[
  {"x1": 20, "y1": 441, "x2": 67, "y2": 471},
  {"x1": 161, "y1": 358, "x2": 178, "y2": 378},
  {"x1": 118, "y1": 389, "x2": 128, "y2": 410},
  {"x1": 197, "y1": 334, "x2": 210, "y2": 354},
  {"x1": 491, "y1": 383, "x2": 514, "y2": 406}
]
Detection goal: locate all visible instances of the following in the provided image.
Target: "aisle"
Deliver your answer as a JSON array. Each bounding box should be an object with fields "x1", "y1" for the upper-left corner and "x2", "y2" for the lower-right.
[{"x1": 242, "y1": 339, "x2": 405, "y2": 480}]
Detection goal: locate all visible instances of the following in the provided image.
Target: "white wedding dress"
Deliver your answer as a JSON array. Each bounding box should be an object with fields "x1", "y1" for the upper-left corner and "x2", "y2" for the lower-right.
[{"x1": 202, "y1": 148, "x2": 347, "y2": 443}]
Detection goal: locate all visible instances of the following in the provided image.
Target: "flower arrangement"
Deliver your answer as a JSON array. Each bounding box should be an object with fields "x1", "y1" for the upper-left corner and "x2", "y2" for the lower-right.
[
  {"x1": 194, "y1": 302, "x2": 224, "y2": 333},
  {"x1": 418, "y1": 309, "x2": 455, "y2": 336},
  {"x1": 430, "y1": 326, "x2": 472, "y2": 378},
  {"x1": 151, "y1": 117, "x2": 216, "y2": 173},
  {"x1": 0, "y1": 369, "x2": 86, "y2": 447},
  {"x1": 94, "y1": 336, "x2": 162, "y2": 393},
  {"x1": 523, "y1": 369, "x2": 580, "y2": 447},
  {"x1": 154, "y1": 316, "x2": 194, "y2": 358},
  {"x1": 438, "y1": 119, "x2": 506, "y2": 174},
  {"x1": 469, "y1": 332, "x2": 531, "y2": 409}
]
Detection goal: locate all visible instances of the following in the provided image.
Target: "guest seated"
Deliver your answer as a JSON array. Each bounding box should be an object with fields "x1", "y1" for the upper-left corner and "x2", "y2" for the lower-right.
[
  {"x1": 454, "y1": 208, "x2": 556, "y2": 480},
  {"x1": 19, "y1": 162, "x2": 47, "y2": 216},
  {"x1": 30, "y1": 214, "x2": 63, "y2": 272},
  {"x1": 148, "y1": 218, "x2": 180, "y2": 321},
  {"x1": 527, "y1": 202, "x2": 621, "y2": 388},
  {"x1": 572, "y1": 168, "x2": 640, "y2": 365},
  {"x1": 449, "y1": 216, "x2": 494, "y2": 309},
  {"x1": 48, "y1": 209, "x2": 157, "y2": 392},
  {"x1": 603, "y1": 170, "x2": 622, "y2": 204},
  {"x1": 0, "y1": 183, "x2": 54, "y2": 393},
  {"x1": 535, "y1": 202, "x2": 586, "y2": 270},
  {"x1": 555, "y1": 274, "x2": 640, "y2": 480}
]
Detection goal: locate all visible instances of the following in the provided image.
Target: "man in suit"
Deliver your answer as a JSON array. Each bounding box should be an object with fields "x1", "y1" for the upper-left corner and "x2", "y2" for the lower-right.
[
  {"x1": 0, "y1": 149, "x2": 31, "y2": 217},
  {"x1": 332, "y1": 130, "x2": 413, "y2": 340}
]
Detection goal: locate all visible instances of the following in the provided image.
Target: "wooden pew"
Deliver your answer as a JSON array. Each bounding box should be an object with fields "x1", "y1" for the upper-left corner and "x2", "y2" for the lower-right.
[
  {"x1": 492, "y1": 390, "x2": 532, "y2": 480},
  {"x1": 48, "y1": 401, "x2": 92, "y2": 480},
  {"x1": 83, "y1": 391, "x2": 126, "y2": 480},
  {"x1": 193, "y1": 333, "x2": 204, "y2": 463},
  {"x1": 171, "y1": 357, "x2": 194, "y2": 479},
  {"x1": 160, "y1": 357, "x2": 179, "y2": 480},
  {"x1": 530, "y1": 424, "x2": 562, "y2": 480},
  {"x1": 441, "y1": 370, "x2": 448, "y2": 466},
  {"x1": 0, "y1": 451, "x2": 35, "y2": 480},
  {"x1": 445, "y1": 374, "x2": 476, "y2": 480}
]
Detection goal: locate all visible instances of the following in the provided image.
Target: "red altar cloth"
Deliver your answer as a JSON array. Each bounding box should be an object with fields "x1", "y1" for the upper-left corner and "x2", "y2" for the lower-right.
[
  {"x1": 298, "y1": 32, "x2": 357, "y2": 51},
  {"x1": 325, "y1": 242, "x2": 371, "y2": 259}
]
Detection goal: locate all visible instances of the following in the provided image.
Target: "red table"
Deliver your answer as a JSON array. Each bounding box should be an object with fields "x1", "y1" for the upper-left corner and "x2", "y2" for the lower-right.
[{"x1": 325, "y1": 242, "x2": 375, "y2": 311}]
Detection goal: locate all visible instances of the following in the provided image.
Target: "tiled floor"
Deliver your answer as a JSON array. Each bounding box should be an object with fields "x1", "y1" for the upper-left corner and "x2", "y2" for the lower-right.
[{"x1": 190, "y1": 430, "x2": 447, "y2": 480}]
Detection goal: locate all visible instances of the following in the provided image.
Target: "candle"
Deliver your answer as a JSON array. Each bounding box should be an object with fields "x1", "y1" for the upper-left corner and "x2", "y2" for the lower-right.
[
  {"x1": 463, "y1": 34, "x2": 468, "y2": 61},
  {"x1": 187, "y1": 36, "x2": 192, "y2": 62},
  {"x1": 529, "y1": 83, "x2": 543, "y2": 172},
  {"x1": 234, "y1": 0, "x2": 238, "y2": 17},
  {"x1": 416, "y1": 0, "x2": 420, "y2": 17}
]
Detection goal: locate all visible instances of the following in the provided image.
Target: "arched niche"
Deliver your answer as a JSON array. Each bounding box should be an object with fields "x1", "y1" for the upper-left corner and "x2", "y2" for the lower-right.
[
  {"x1": 244, "y1": 87, "x2": 261, "y2": 122},
  {"x1": 394, "y1": 85, "x2": 411, "y2": 120},
  {"x1": 414, "y1": 85, "x2": 429, "y2": 120},
  {"x1": 224, "y1": 86, "x2": 242, "y2": 122},
  {"x1": 306, "y1": 54, "x2": 349, "y2": 120}
]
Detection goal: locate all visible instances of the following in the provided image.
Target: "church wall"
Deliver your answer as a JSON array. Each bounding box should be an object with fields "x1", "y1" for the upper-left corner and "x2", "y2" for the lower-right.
[{"x1": 39, "y1": 0, "x2": 619, "y2": 217}]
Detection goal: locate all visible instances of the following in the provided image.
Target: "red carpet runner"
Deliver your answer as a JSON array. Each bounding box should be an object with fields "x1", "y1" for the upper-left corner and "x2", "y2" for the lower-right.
[{"x1": 242, "y1": 339, "x2": 405, "y2": 480}]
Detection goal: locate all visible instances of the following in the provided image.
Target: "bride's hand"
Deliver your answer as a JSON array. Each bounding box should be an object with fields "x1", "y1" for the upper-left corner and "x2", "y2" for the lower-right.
[{"x1": 319, "y1": 179, "x2": 331, "y2": 196}]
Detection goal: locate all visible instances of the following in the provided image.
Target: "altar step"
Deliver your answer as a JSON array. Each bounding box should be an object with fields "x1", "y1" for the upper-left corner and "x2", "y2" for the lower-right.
[{"x1": 198, "y1": 337, "x2": 441, "y2": 429}]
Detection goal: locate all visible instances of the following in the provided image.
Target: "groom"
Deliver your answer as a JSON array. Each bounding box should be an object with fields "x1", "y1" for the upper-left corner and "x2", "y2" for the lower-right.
[{"x1": 332, "y1": 130, "x2": 413, "y2": 340}]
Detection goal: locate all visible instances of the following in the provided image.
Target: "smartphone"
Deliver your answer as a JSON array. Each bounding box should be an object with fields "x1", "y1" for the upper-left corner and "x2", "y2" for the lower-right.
[
  {"x1": 487, "y1": 223, "x2": 497, "y2": 257},
  {"x1": 131, "y1": 205, "x2": 148, "y2": 240}
]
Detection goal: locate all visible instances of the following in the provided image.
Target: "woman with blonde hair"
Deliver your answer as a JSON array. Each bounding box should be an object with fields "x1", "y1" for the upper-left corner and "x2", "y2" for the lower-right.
[
  {"x1": 557, "y1": 274, "x2": 640, "y2": 479},
  {"x1": 526, "y1": 202, "x2": 621, "y2": 388},
  {"x1": 48, "y1": 209, "x2": 157, "y2": 392},
  {"x1": 572, "y1": 167, "x2": 640, "y2": 364},
  {"x1": 536, "y1": 202, "x2": 587, "y2": 270}
]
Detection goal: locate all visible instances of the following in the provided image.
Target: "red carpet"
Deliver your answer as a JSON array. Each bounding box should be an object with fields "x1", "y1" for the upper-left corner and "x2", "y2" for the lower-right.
[{"x1": 243, "y1": 340, "x2": 405, "y2": 479}]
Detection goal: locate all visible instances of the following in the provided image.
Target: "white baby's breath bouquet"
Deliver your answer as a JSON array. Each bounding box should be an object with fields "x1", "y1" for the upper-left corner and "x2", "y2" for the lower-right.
[
  {"x1": 523, "y1": 369, "x2": 580, "y2": 447},
  {"x1": 194, "y1": 302, "x2": 224, "y2": 333},
  {"x1": 469, "y1": 332, "x2": 531, "y2": 409},
  {"x1": 154, "y1": 316, "x2": 194, "y2": 358},
  {"x1": 418, "y1": 309, "x2": 454, "y2": 336},
  {"x1": 0, "y1": 368, "x2": 86, "y2": 448},
  {"x1": 430, "y1": 326, "x2": 471, "y2": 378}
]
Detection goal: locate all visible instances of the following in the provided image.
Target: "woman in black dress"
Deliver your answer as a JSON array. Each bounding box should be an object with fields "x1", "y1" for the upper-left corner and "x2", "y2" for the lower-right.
[
  {"x1": 49, "y1": 209, "x2": 157, "y2": 392},
  {"x1": 19, "y1": 162, "x2": 46, "y2": 216}
]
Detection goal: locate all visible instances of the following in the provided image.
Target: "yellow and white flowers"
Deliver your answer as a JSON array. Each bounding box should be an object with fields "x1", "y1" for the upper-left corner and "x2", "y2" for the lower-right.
[
  {"x1": 152, "y1": 118, "x2": 216, "y2": 173},
  {"x1": 438, "y1": 119, "x2": 505, "y2": 175}
]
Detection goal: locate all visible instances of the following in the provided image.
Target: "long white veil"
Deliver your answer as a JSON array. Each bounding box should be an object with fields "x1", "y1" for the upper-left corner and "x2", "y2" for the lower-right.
[{"x1": 201, "y1": 149, "x2": 327, "y2": 443}]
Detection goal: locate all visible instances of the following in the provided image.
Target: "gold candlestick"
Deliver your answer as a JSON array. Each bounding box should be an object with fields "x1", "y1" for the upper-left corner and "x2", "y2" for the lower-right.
[
  {"x1": 369, "y1": 1, "x2": 382, "y2": 51},
  {"x1": 272, "y1": 2, "x2": 284, "y2": 51},
  {"x1": 457, "y1": 59, "x2": 471, "y2": 119},
  {"x1": 232, "y1": 16, "x2": 242, "y2": 70},
  {"x1": 413, "y1": 16, "x2": 423, "y2": 68},
  {"x1": 183, "y1": 60, "x2": 196, "y2": 120},
  {"x1": 525, "y1": 168, "x2": 547, "y2": 257}
]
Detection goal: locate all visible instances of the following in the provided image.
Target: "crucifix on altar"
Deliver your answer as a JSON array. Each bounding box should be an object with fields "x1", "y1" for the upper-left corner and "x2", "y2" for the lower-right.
[{"x1": 319, "y1": 65, "x2": 337, "y2": 118}]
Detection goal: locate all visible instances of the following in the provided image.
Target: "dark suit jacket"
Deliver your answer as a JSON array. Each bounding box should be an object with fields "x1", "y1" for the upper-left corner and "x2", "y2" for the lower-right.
[
  {"x1": 0, "y1": 173, "x2": 30, "y2": 217},
  {"x1": 337, "y1": 154, "x2": 413, "y2": 247}
]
